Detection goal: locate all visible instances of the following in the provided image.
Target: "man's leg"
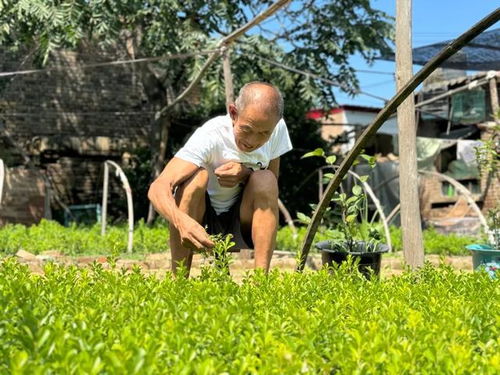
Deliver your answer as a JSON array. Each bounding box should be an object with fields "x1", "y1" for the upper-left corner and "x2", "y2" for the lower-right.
[
  {"x1": 240, "y1": 170, "x2": 279, "y2": 271},
  {"x1": 169, "y1": 168, "x2": 208, "y2": 276}
]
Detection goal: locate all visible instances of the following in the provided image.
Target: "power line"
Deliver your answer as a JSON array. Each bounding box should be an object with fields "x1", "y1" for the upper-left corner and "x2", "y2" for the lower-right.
[
  {"x1": 354, "y1": 69, "x2": 395, "y2": 76},
  {"x1": 1, "y1": 111, "x2": 155, "y2": 116},
  {"x1": 255, "y1": 55, "x2": 389, "y2": 102},
  {"x1": 360, "y1": 79, "x2": 395, "y2": 89},
  {"x1": 0, "y1": 49, "x2": 220, "y2": 78}
]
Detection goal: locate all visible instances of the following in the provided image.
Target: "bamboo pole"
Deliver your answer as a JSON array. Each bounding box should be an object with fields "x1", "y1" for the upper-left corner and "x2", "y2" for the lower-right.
[
  {"x1": 296, "y1": 8, "x2": 500, "y2": 271},
  {"x1": 419, "y1": 170, "x2": 488, "y2": 230}
]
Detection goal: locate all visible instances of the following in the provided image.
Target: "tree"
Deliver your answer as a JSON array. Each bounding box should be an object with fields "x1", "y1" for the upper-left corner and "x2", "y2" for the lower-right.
[{"x1": 1, "y1": 0, "x2": 393, "y2": 219}]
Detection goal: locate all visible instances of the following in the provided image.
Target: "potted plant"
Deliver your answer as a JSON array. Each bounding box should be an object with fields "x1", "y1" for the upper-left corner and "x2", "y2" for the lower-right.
[{"x1": 301, "y1": 149, "x2": 389, "y2": 279}]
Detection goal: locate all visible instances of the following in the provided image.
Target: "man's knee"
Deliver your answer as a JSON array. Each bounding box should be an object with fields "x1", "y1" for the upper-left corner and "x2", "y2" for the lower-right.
[
  {"x1": 175, "y1": 168, "x2": 209, "y2": 207},
  {"x1": 247, "y1": 170, "x2": 278, "y2": 201}
]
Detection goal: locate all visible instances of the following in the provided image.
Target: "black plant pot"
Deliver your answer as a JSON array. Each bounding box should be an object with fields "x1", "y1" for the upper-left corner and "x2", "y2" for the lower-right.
[{"x1": 315, "y1": 240, "x2": 389, "y2": 279}]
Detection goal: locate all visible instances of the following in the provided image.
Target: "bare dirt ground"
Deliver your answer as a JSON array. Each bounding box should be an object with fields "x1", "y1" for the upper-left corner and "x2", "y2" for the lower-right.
[{"x1": 10, "y1": 249, "x2": 473, "y2": 281}]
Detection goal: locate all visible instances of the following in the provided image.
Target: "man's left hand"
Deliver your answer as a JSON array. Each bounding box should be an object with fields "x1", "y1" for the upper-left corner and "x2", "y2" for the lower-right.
[{"x1": 214, "y1": 161, "x2": 252, "y2": 187}]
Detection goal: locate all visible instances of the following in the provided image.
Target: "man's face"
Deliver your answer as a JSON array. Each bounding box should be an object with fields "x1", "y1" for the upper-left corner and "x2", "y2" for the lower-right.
[{"x1": 229, "y1": 104, "x2": 278, "y2": 152}]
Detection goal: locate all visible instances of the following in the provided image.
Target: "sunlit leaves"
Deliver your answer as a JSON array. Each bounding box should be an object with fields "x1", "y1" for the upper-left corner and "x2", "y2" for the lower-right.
[
  {"x1": 1, "y1": 0, "x2": 393, "y2": 108},
  {"x1": 301, "y1": 148, "x2": 325, "y2": 159},
  {"x1": 0, "y1": 260, "x2": 498, "y2": 373}
]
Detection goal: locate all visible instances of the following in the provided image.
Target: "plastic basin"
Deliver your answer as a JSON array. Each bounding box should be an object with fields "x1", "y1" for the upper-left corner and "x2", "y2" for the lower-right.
[{"x1": 466, "y1": 244, "x2": 500, "y2": 278}]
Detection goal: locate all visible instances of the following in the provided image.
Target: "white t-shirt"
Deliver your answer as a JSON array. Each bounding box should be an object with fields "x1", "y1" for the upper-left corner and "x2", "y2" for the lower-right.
[{"x1": 175, "y1": 114, "x2": 293, "y2": 214}]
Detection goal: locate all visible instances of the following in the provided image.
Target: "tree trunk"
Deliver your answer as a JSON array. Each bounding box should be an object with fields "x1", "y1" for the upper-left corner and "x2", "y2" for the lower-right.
[
  {"x1": 396, "y1": 0, "x2": 424, "y2": 268},
  {"x1": 223, "y1": 49, "x2": 235, "y2": 110},
  {"x1": 146, "y1": 111, "x2": 171, "y2": 224}
]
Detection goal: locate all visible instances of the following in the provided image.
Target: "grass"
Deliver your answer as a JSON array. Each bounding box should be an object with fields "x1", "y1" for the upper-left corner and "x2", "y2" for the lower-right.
[{"x1": 0, "y1": 219, "x2": 484, "y2": 257}]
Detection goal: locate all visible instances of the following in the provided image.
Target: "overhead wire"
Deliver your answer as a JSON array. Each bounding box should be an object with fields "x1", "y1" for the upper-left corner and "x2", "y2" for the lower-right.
[
  {"x1": 0, "y1": 49, "x2": 221, "y2": 78},
  {"x1": 254, "y1": 55, "x2": 389, "y2": 102}
]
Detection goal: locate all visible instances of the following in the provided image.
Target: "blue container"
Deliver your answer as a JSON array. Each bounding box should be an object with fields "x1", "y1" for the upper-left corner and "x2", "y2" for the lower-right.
[{"x1": 466, "y1": 244, "x2": 500, "y2": 278}]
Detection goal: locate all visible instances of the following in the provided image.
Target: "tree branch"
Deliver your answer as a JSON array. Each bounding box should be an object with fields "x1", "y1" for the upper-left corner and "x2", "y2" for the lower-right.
[{"x1": 155, "y1": 0, "x2": 292, "y2": 119}]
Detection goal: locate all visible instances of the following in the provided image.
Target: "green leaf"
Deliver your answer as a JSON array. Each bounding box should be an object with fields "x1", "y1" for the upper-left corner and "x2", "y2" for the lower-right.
[
  {"x1": 346, "y1": 214, "x2": 357, "y2": 223},
  {"x1": 296, "y1": 212, "x2": 311, "y2": 225},
  {"x1": 325, "y1": 155, "x2": 337, "y2": 165},
  {"x1": 301, "y1": 148, "x2": 325, "y2": 159},
  {"x1": 360, "y1": 154, "x2": 376, "y2": 168},
  {"x1": 323, "y1": 173, "x2": 335, "y2": 180},
  {"x1": 352, "y1": 185, "x2": 363, "y2": 196}
]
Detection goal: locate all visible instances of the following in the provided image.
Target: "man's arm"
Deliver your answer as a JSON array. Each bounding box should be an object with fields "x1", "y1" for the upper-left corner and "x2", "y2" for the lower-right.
[
  {"x1": 268, "y1": 157, "x2": 280, "y2": 179},
  {"x1": 148, "y1": 157, "x2": 214, "y2": 250}
]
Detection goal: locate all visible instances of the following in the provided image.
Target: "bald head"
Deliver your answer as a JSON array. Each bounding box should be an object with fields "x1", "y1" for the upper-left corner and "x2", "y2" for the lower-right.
[{"x1": 234, "y1": 82, "x2": 284, "y2": 121}]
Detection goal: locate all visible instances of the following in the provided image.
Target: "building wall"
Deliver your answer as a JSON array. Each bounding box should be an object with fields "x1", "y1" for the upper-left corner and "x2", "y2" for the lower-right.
[
  {"x1": 0, "y1": 167, "x2": 46, "y2": 226},
  {"x1": 0, "y1": 47, "x2": 154, "y2": 225}
]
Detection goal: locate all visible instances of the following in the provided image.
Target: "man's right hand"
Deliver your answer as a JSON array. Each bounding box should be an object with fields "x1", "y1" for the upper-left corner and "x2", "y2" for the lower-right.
[{"x1": 176, "y1": 214, "x2": 214, "y2": 252}]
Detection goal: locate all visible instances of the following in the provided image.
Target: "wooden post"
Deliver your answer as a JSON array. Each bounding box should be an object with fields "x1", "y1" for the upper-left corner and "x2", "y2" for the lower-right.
[
  {"x1": 223, "y1": 48, "x2": 235, "y2": 110},
  {"x1": 489, "y1": 75, "x2": 499, "y2": 119},
  {"x1": 396, "y1": 0, "x2": 424, "y2": 268}
]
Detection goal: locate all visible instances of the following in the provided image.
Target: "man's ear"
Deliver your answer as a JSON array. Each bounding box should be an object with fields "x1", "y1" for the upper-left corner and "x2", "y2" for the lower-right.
[{"x1": 228, "y1": 103, "x2": 238, "y2": 121}]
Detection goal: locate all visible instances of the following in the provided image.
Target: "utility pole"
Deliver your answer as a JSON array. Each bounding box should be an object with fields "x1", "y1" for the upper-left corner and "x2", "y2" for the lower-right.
[{"x1": 395, "y1": 0, "x2": 424, "y2": 268}]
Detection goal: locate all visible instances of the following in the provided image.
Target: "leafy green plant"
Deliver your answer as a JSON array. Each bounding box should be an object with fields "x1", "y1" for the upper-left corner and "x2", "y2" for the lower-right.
[
  {"x1": 199, "y1": 233, "x2": 235, "y2": 280},
  {"x1": 390, "y1": 226, "x2": 480, "y2": 256},
  {"x1": 474, "y1": 122, "x2": 500, "y2": 249},
  {"x1": 474, "y1": 123, "x2": 499, "y2": 177},
  {"x1": 0, "y1": 219, "x2": 169, "y2": 256},
  {"x1": 300, "y1": 149, "x2": 383, "y2": 252},
  {"x1": 487, "y1": 207, "x2": 500, "y2": 249},
  {"x1": 0, "y1": 259, "x2": 498, "y2": 373}
]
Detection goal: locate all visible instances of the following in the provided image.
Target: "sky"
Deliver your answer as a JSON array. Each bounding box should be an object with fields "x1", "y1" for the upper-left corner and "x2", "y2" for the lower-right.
[{"x1": 333, "y1": 0, "x2": 499, "y2": 108}]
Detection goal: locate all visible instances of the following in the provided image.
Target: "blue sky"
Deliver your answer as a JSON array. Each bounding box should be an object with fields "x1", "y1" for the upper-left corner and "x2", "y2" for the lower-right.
[{"x1": 334, "y1": 0, "x2": 499, "y2": 108}]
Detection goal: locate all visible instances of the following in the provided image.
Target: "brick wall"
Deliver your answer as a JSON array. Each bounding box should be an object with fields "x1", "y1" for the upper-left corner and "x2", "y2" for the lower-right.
[
  {"x1": 0, "y1": 47, "x2": 154, "y2": 225},
  {"x1": 0, "y1": 167, "x2": 46, "y2": 226}
]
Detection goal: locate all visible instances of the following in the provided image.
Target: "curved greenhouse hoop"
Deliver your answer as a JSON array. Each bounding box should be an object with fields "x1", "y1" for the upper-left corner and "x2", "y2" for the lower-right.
[
  {"x1": 297, "y1": 9, "x2": 500, "y2": 271},
  {"x1": 101, "y1": 160, "x2": 134, "y2": 253},
  {"x1": 385, "y1": 171, "x2": 488, "y2": 232}
]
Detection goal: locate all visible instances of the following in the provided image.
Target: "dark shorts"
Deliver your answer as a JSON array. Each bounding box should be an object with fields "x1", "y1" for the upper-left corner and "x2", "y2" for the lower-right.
[{"x1": 202, "y1": 193, "x2": 254, "y2": 252}]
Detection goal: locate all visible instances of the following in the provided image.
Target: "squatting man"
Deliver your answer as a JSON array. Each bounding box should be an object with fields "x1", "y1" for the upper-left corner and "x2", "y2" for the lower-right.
[{"x1": 148, "y1": 82, "x2": 292, "y2": 275}]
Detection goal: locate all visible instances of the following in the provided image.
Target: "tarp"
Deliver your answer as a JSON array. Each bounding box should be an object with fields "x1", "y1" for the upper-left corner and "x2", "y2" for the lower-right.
[{"x1": 381, "y1": 28, "x2": 500, "y2": 71}]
